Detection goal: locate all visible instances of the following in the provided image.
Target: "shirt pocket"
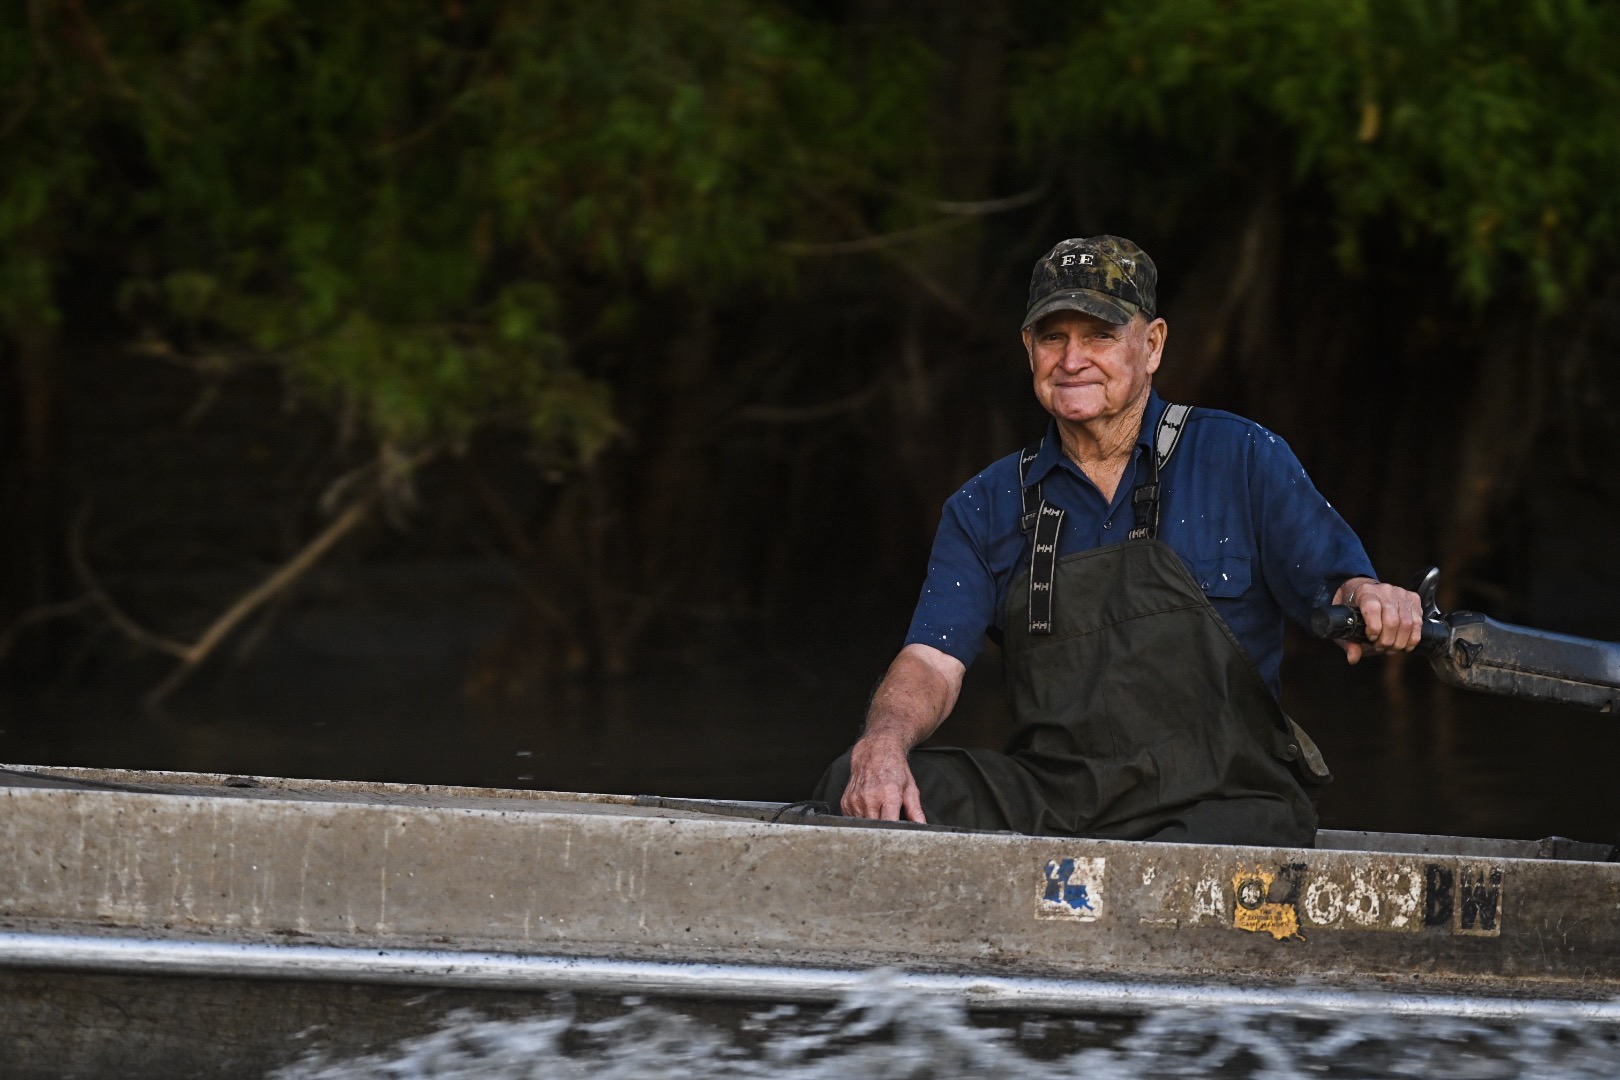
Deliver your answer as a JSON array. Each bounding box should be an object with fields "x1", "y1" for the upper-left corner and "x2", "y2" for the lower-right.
[{"x1": 1188, "y1": 555, "x2": 1251, "y2": 598}]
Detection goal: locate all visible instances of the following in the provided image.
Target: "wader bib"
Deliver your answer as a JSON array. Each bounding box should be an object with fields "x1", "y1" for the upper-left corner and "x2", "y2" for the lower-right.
[{"x1": 817, "y1": 404, "x2": 1329, "y2": 847}]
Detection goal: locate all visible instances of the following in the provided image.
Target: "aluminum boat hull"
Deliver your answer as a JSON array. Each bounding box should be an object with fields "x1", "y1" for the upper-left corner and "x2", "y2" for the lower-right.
[{"x1": 2, "y1": 764, "x2": 1617, "y2": 1074}]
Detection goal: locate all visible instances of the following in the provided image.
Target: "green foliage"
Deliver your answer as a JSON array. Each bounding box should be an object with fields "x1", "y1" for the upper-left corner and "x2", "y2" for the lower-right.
[
  {"x1": 0, "y1": 1, "x2": 935, "y2": 457},
  {"x1": 0, "y1": 8, "x2": 103, "y2": 336},
  {"x1": 1016, "y1": 0, "x2": 1620, "y2": 309},
  {"x1": 11, "y1": 0, "x2": 1617, "y2": 469}
]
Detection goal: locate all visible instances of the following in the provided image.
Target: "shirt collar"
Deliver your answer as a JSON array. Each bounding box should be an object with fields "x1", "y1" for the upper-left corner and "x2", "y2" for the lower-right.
[{"x1": 1023, "y1": 388, "x2": 1167, "y2": 489}]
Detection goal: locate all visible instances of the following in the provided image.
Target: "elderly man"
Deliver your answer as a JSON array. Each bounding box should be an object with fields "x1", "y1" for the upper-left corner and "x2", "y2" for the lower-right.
[{"x1": 814, "y1": 235, "x2": 1423, "y2": 847}]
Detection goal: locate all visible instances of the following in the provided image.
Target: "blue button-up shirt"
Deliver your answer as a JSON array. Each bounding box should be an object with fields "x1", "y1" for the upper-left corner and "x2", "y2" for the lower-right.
[{"x1": 904, "y1": 390, "x2": 1376, "y2": 698}]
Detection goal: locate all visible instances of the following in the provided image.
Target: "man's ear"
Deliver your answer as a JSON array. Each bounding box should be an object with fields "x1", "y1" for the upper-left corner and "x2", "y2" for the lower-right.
[
  {"x1": 1021, "y1": 327, "x2": 1036, "y2": 371},
  {"x1": 1145, "y1": 317, "x2": 1167, "y2": 375}
]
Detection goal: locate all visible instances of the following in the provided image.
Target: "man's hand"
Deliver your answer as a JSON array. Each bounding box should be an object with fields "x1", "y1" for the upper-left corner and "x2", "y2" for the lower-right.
[
  {"x1": 1333, "y1": 576, "x2": 1424, "y2": 664},
  {"x1": 842, "y1": 735, "x2": 926, "y2": 823},
  {"x1": 840, "y1": 643, "x2": 965, "y2": 823}
]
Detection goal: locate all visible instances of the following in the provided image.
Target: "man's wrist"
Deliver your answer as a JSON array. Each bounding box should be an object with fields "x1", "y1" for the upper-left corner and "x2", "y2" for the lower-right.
[
  {"x1": 1337, "y1": 575, "x2": 1376, "y2": 606},
  {"x1": 854, "y1": 729, "x2": 910, "y2": 758}
]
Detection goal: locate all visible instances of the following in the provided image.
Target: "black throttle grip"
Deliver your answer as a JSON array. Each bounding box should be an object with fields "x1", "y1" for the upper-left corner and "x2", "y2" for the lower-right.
[
  {"x1": 1311, "y1": 604, "x2": 1363, "y2": 641},
  {"x1": 1310, "y1": 605, "x2": 1449, "y2": 655}
]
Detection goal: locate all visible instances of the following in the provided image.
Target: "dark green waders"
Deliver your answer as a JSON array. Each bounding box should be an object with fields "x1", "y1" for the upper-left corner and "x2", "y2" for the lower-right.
[{"x1": 815, "y1": 408, "x2": 1330, "y2": 847}]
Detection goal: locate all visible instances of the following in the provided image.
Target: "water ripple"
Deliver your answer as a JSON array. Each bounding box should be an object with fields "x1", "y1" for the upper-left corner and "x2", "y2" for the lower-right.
[{"x1": 274, "y1": 972, "x2": 1620, "y2": 1079}]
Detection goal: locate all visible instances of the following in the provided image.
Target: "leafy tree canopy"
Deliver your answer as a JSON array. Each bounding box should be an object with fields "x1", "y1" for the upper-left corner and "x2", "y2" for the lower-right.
[
  {"x1": 5, "y1": 0, "x2": 1620, "y2": 462},
  {"x1": 1018, "y1": 0, "x2": 1620, "y2": 309},
  {"x1": 1, "y1": 0, "x2": 935, "y2": 457}
]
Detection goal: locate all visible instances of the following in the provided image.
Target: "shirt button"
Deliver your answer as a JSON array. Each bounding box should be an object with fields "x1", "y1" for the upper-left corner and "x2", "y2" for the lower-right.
[{"x1": 1103, "y1": 521, "x2": 1111, "y2": 530}]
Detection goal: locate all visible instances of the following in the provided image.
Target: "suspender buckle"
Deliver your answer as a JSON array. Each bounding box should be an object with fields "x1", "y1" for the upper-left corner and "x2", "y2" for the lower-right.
[{"x1": 1019, "y1": 438, "x2": 1045, "y2": 535}]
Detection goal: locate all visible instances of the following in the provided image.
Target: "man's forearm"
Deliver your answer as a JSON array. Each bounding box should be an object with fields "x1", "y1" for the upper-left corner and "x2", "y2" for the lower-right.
[
  {"x1": 842, "y1": 644, "x2": 965, "y2": 821},
  {"x1": 859, "y1": 645, "x2": 963, "y2": 750}
]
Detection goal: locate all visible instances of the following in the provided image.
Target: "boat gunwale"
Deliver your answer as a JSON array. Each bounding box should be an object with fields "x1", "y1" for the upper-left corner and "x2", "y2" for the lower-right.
[{"x1": 4, "y1": 763, "x2": 1612, "y2": 863}]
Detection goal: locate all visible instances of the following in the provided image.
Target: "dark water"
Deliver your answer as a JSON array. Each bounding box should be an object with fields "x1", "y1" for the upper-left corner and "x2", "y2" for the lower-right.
[
  {"x1": 5, "y1": 581, "x2": 1620, "y2": 1076},
  {"x1": 3, "y1": 607, "x2": 1617, "y2": 844}
]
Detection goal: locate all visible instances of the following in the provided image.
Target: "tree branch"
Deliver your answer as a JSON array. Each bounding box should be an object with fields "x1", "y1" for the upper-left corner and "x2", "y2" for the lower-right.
[
  {"x1": 776, "y1": 217, "x2": 972, "y2": 256},
  {"x1": 0, "y1": 595, "x2": 92, "y2": 660},
  {"x1": 788, "y1": 188, "x2": 983, "y2": 326},
  {"x1": 924, "y1": 183, "x2": 1047, "y2": 216},
  {"x1": 59, "y1": 486, "x2": 383, "y2": 707},
  {"x1": 733, "y1": 380, "x2": 886, "y2": 424},
  {"x1": 777, "y1": 184, "x2": 1044, "y2": 268},
  {"x1": 143, "y1": 492, "x2": 378, "y2": 706},
  {"x1": 69, "y1": 504, "x2": 192, "y2": 660}
]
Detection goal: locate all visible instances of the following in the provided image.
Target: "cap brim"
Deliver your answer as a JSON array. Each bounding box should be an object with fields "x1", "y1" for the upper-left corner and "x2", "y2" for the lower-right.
[{"x1": 1021, "y1": 290, "x2": 1140, "y2": 330}]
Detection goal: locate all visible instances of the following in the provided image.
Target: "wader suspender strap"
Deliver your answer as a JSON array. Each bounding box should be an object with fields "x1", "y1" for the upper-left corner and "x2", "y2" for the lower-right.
[
  {"x1": 1019, "y1": 443, "x2": 1062, "y2": 634},
  {"x1": 1020, "y1": 403, "x2": 1194, "y2": 635},
  {"x1": 1127, "y1": 402, "x2": 1192, "y2": 542}
]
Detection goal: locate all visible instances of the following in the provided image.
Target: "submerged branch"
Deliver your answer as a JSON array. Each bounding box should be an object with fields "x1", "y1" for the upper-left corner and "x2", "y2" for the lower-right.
[
  {"x1": 142, "y1": 492, "x2": 379, "y2": 707},
  {"x1": 69, "y1": 505, "x2": 192, "y2": 660},
  {"x1": 59, "y1": 484, "x2": 382, "y2": 708},
  {"x1": 0, "y1": 595, "x2": 93, "y2": 660}
]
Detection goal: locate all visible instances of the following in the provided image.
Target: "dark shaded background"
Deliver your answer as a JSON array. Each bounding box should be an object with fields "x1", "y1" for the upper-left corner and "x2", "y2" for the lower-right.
[{"x1": 3, "y1": 1, "x2": 1620, "y2": 843}]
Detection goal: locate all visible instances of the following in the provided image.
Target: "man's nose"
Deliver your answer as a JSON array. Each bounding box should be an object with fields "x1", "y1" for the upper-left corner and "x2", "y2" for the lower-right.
[{"x1": 1059, "y1": 342, "x2": 1091, "y2": 371}]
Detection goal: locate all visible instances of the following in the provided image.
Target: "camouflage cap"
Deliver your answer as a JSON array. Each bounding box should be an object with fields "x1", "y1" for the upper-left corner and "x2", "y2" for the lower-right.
[{"x1": 1022, "y1": 235, "x2": 1158, "y2": 329}]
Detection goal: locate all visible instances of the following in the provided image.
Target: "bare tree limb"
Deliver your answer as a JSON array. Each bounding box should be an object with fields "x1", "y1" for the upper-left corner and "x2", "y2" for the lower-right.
[
  {"x1": 60, "y1": 482, "x2": 384, "y2": 707},
  {"x1": 0, "y1": 595, "x2": 92, "y2": 660},
  {"x1": 883, "y1": 254, "x2": 982, "y2": 324},
  {"x1": 776, "y1": 185, "x2": 1047, "y2": 257},
  {"x1": 464, "y1": 464, "x2": 535, "y2": 561},
  {"x1": 143, "y1": 492, "x2": 379, "y2": 707},
  {"x1": 460, "y1": 468, "x2": 578, "y2": 633},
  {"x1": 733, "y1": 380, "x2": 886, "y2": 424},
  {"x1": 777, "y1": 217, "x2": 972, "y2": 256},
  {"x1": 69, "y1": 504, "x2": 192, "y2": 660},
  {"x1": 924, "y1": 183, "x2": 1047, "y2": 216},
  {"x1": 787, "y1": 187, "x2": 984, "y2": 327}
]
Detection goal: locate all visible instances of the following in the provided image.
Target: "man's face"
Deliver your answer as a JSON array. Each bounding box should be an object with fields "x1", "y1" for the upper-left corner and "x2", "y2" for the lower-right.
[{"x1": 1022, "y1": 309, "x2": 1166, "y2": 427}]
